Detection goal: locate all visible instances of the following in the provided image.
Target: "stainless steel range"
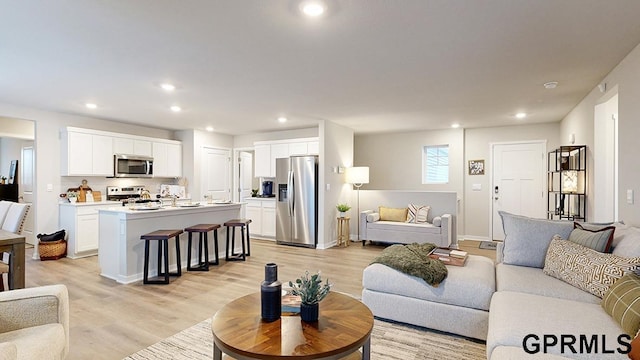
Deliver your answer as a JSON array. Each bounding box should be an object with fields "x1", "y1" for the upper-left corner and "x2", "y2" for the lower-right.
[{"x1": 106, "y1": 186, "x2": 159, "y2": 206}]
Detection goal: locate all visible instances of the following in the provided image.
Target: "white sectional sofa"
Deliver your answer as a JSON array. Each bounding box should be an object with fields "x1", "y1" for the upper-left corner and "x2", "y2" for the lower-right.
[{"x1": 362, "y1": 211, "x2": 640, "y2": 359}]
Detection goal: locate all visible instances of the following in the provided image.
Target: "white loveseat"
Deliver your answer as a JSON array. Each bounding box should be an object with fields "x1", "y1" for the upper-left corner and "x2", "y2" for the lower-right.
[{"x1": 360, "y1": 210, "x2": 452, "y2": 247}]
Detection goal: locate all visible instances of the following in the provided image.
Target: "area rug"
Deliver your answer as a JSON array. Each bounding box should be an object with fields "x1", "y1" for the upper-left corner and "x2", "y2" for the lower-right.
[
  {"x1": 124, "y1": 318, "x2": 486, "y2": 360},
  {"x1": 479, "y1": 241, "x2": 498, "y2": 250}
]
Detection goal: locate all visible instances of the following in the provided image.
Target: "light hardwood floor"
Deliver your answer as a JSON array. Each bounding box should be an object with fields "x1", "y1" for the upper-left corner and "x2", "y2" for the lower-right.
[{"x1": 22, "y1": 239, "x2": 493, "y2": 359}]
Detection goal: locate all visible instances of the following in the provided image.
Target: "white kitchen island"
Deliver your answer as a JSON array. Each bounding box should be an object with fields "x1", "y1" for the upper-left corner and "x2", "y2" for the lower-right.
[{"x1": 98, "y1": 203, "x2": 242, "y2": 284}]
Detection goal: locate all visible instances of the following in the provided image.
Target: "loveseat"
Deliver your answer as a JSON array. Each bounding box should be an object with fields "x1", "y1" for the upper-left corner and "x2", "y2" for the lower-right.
[
  {"x1": 0, "y1": 284, "x2": 69, "y2": 360},
  {"x1": 362, "y1": 211, "x2": 640, "y2": 359},
  {"x1": 360, "y1": 207, "x2": 452, "y2": 247}
]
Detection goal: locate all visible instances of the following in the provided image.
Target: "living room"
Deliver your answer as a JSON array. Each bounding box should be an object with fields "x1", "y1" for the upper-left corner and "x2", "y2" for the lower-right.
[{"x1": 2, "y1": 2, "x2": 640, "y2": 359}]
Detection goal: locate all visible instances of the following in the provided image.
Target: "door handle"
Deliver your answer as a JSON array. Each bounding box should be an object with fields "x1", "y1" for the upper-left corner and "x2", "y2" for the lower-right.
[{"x1": 287, "y1": 171, "x2": 293, "y2": 217}]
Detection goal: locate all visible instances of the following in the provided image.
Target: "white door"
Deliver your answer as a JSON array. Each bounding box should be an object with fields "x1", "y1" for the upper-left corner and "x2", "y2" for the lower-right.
[
  {"x1": 594, "y1": 94, "x2": 618, "y2": 222},
  {"x1": 20, "y1": 146, "x2": 35, "y2": 245},
  {"x1": 201, "y1": 147, "x2": 231, "y2": 201},
  {"x1": 491, "y1": 142, "x2": 546, "y2": 240},
  {"x1": 238, "y1": 151, "x2": 253, "y2": 201}
]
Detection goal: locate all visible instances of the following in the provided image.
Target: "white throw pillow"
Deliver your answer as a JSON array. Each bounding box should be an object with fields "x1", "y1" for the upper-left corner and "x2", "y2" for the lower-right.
[{"x1": 406, "y1": 204, "x2": 430, "y2": 223}]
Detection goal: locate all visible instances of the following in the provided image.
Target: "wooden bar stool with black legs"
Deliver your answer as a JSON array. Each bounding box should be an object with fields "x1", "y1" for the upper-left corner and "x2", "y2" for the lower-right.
[
  {"x1": 224, "y1": 219, "x2": 252, "y2": 261},
  {"x1": 185, "y1": 224, "x2": 221, "y2": 271},
  {"x1": 140, "y1": 229, "x2": 183, "y2": 284}
]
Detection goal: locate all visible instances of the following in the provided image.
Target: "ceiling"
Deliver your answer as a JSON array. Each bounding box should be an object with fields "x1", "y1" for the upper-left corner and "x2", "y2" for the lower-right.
[{"x1": 2, "y1": 1, "x2": 640, "y2": 136}]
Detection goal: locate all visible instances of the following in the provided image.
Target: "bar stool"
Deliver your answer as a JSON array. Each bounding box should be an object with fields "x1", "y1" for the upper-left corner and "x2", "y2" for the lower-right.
[
  {"x1": 224, "y1": 219, "x2": 252, "y2": 261},
  {"x1": 185, "y1": 224, "x2": 221, "y2": 271},
  {"x1": 140, "y1": 229, "x2": 183, "y2": 284}
]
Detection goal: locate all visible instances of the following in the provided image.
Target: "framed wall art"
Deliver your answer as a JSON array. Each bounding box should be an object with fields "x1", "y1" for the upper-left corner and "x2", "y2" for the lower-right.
[{"x1": 468, "y1": 160, "x2": 484, "y2": 175}]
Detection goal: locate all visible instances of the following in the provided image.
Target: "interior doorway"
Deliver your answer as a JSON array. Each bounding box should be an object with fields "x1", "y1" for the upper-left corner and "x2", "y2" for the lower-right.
[
  {"x1": 490, "y1": 141, "x2": 546, "y2": 240},
  {"x1": 594, "y1": 92, "x2": 618, "y2": 222}
]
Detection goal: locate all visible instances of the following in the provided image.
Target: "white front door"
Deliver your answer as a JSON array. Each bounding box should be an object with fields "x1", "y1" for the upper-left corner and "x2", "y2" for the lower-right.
[
  {"x1": 21, "y1": 146, "x2": 35, "y2": 245},
  {"x1": 238, "y1": 151, "x2": 253, "y2": 202},
  {"x1": 490, "y1": 141, "x2": 546, "y2": 240},
  {"x1": 594, "y1": 94, "x2": 618, "y2": 222},
  {"x1": 201, "y1": 147, "x2": 231, "y2": 201}
]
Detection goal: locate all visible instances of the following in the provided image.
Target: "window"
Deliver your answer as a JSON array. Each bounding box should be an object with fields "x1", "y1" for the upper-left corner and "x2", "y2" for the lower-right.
[{"x1": 423, "y1": 145, "x2": 449, "y2": 184}]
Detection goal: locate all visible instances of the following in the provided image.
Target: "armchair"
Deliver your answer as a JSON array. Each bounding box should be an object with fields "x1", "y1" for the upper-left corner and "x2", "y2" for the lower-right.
[{"x1": 0, "y1": 284, "x2": 69, "y2": 359}]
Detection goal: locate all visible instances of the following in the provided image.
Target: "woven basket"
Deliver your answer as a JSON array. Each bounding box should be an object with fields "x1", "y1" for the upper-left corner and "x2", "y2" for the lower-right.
[{"x1": 39, "y1": 239, "x2": 67, "y2": 261}]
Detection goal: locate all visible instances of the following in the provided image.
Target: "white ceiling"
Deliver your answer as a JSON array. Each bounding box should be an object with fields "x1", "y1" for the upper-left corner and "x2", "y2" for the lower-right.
[{"x1": 2, "y1": 1, "x2": 640, "y2": 135}]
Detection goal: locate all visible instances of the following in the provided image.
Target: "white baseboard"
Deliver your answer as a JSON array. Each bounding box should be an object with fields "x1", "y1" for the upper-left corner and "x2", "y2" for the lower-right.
[{"x1": 459, "y1": 235, "x2": 490, "y2": 242}]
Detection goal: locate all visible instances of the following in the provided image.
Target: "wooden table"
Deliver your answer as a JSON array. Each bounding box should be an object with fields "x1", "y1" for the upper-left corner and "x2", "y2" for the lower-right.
[
  {"x1": 211, "y1": 292, "x2": 374, "y2": 360},
  {"x1": 0, "y1": 229, "x2": 26, "y2": 289}
]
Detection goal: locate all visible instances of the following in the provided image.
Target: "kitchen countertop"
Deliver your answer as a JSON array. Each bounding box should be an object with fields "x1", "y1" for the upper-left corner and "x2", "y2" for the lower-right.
[
  {"x1": 99, "y1": 202, "x2": 242, "y2": 215},
  {"x1": 59, "y1": 201, "x2": 122, "y2": 206},
  {"x1": 244, "y1": 197, "x2": 275, "y2": 201}
]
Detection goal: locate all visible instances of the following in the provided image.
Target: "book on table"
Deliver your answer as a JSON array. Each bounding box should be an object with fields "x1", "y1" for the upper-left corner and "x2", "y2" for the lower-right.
[{"x1": 429, "y1": 247, "x2": 468, "y2": 266}]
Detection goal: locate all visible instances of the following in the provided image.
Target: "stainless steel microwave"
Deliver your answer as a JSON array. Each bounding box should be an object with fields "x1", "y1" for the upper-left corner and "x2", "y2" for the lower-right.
[{"x1": 113, "y1": 154, "x2": 153, "y2": 178}]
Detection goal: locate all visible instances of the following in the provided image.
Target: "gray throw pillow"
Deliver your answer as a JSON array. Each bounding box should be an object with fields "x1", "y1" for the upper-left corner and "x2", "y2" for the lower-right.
[
  {"x1": 569, "y1": 223, "x2": 615, "y2": 252},
  {"x1": 613, "y1": 226, "x2": 640, "y2": 258},
  {"x1": 499, "y1": 211, "x2": 574, "y2": 268}
]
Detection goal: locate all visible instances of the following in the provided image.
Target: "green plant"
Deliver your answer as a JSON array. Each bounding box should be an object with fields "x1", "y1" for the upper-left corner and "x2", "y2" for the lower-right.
[
  {"x1": 289, "y1": 271, "x2": 331, "y2": 305},
  {"x1": 336, "y1": 203, "x2": 351, "y2": 212},
  {"x1": 67, "y1": 191, "x2": 77, "y2": 198}
]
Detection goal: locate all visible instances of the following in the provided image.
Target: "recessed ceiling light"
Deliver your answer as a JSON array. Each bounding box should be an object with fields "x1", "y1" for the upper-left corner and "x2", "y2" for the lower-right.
[
  {"x1": 205, "y1": 126, "x2": 214, "y2": 132},
  {"x1": 170, "y1": 105, "x2": 182, "y2": 112},
  {"x1": 85, "y1": 103, "x2": 97, "y2": 109},
  {"x1": 160, "y1": 83, "x2": 176, "y2": 91},
  {"x1": 278, "y1": 117, "x2": 288, "y2": 123},
  {"x1": 300, "y1": 1, "x2": 325, "y2": 17},
  {"x1": 451, "y1": 123, "x2": 460, "y2": 129},
  {"x1": 543, "y1": 81, "x2": 558, "y2": 89},
  {"x1": 515, "y1": 112, "x2": 527, "y2": 119}
]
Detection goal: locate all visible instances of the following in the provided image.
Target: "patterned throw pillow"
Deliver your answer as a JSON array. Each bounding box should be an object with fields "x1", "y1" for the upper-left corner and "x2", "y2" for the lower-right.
[
  {"x1": 406, "y1": 204, "x2": 430, "y2": 223},
  {"x1": 569, "y1": 222, "x2": 615, "y2": 252},
  {"x1": 543, "y1": 236, "x2": 640, "y2": 298},
  {"x1": 602, "y1": 273, "x2": 640, "y2": 336}
]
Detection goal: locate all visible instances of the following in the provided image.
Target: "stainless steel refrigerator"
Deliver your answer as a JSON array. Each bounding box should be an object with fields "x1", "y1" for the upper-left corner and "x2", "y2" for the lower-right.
[{"x1": 276, "y1": 155, "x2": 318, "y2": 248}]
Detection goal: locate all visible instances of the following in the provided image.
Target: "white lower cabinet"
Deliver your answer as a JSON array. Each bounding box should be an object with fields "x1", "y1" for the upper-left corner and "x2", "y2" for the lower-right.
[
  {"x1": 244, "y1": 199, "x2": 276, "y2": 239},
  {"x1": 59, "y1": 203, "x2": 116, "y2": 258}
]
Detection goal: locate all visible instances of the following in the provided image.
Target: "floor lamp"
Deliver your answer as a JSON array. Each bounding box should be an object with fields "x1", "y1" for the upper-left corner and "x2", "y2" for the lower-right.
[{"x1": 346, "y1": 166, "x2": 369, "y2": 245}]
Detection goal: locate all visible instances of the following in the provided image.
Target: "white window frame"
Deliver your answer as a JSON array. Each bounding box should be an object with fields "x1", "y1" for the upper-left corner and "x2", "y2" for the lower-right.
[{"x1": 422, "y1": 144, "x2": 449, "y2": 184}]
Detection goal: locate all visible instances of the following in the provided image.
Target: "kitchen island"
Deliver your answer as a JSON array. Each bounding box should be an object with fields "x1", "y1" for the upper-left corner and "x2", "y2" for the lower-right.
[{"x1": 98, "y1": 202, "x2": 242, "y2": 284}]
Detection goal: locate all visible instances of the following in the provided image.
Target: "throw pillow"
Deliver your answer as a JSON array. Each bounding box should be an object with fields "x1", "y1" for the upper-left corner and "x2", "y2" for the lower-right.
[
  {"x1": 499, "y1": 211, "x2": 574, "y2": 268},
  {"x1": 406, "y1": 204, "x2": 430, "y2": 223},
  {"x1": 378, "y1": 206, "x2": 408, "y2": 222},
  {"x1": 366, "y1": 213, "x2": 380, "y2": 222},
  {"x1": 543, "y1": 236, "x2": 640, "y2": 298},
  {"x1": 432, "y1": 216, "x2": 442, "y2": 227},
  {"x1": 569, "y1": 222, "x2": 615, "y2": 252},
  {"x1": 601, "y1": 273, "x2": 640, "y2": 336},
  {"x1": 613, "y1": 226, "x2": 640, "y2": 258}
]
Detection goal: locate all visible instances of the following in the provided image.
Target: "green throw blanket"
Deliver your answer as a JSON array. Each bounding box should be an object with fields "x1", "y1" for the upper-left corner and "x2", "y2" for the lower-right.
[{"x1": 371, "y1": 243, "x2": 448, "y2": 286}]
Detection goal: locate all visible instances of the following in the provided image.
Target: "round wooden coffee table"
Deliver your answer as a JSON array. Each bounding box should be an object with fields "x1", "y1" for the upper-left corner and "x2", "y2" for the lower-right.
[{"x1": 211, "y1": 292, "x2": 374, "y2": 360}]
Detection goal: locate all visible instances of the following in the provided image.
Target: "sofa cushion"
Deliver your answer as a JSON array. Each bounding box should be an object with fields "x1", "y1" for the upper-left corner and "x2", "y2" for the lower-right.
[
  {"x1": 432, "y1": 216, "x2": 442, "y2": 227},
  {"x1": 363, "y1": 255, "x2": 495, "y2": 311},
  {"x1": 569, "y1": 223, "x2": 615, "y2": 252},
  {"x1": 0, "y1": 342, "x2": 17, "y2": 360},
  {"x1": 490, "y1": 346, "x2": 574, "y2": 360},
  {"x1": 367, "y1": 220, "x2": 442, "y2": 234},
  {"x1": 499, "y1": 211, "x2": 574, "y2": 268},
  {"x1": 496, "y1": 263, "x2": 600, "y2": 304},
  {"x1": 365, "y1": 212, "x2": 380, "y2": 222},
  {"x1": 487, "y1": 291, "x2": 627, "y2": 360},
  {"x1": 543, "y1": 237, "x2": 640, "y2": 298},
  {"x1": 613, "y1": 226, "x2": 640, "y2": 258},
  {"x1": 0, "y1": 323, "x2": 65, "y2": 360},
  {"x1": 406, "y1": 204, "x2": 429, "y2": 223},
  {"x1": 379, "y1": 206, "x2": 408, "y2": 222},
  {"x1": 602, "y1": 273, "x2": 640, "y2": 336}
]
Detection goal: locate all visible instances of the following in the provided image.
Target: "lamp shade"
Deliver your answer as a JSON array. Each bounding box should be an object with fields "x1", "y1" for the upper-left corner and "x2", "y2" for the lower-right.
[{"x1": 346, "y1": 166, "x2": 369, "y2": 185}]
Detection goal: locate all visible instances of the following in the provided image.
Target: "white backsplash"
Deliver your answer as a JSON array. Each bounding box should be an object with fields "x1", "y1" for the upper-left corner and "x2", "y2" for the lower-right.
[{"x1": 61, "y1": 176, "x2": 181, "y2": 200}]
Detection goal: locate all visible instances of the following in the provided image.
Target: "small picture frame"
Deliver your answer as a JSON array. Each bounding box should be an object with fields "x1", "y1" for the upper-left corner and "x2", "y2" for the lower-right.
[{"x1": 468, "y1": 160, "x2": 484, "y2": 175}]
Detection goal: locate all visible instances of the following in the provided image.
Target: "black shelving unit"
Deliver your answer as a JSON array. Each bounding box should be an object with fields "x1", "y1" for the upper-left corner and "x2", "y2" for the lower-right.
[{"x1": 547, "y1": 145, "x2": 587, "y2": 221}]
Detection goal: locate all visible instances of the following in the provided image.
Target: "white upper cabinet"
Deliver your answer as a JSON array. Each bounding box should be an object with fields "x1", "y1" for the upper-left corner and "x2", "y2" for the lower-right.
[
  {"x1": 113, "y1": 138, "x2": 152, "y2": 156},
  {"x1": 153, "y1": 141, "x2": 182, "y2": 178},
  {"x1": 254, "y1": 138, "x2": 319, "y2": 178},
  {"x1": 61, "y1": 127, "x2": 181, "y2": 177},
  {"x1": 61, "y1": 130, "x2": 114, "y2": 176}
]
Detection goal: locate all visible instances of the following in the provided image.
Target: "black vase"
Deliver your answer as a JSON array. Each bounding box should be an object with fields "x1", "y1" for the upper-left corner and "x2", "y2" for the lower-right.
[
  {"x1": 261, "y1": 263, "x2": 282, "y2": 322},
  {"x1": 300, "y1": 302, "x2": 319, "y2": 322}
]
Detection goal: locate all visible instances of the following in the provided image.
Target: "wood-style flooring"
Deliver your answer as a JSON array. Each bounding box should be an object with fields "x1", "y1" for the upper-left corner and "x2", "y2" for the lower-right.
[{"x1": 21, "y1": 239, "x2": 493, "y2": 359}]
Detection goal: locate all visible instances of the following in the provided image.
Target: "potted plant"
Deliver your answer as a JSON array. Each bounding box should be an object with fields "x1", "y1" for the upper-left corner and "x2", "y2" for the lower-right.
[
  {"x1": 0, "y1": 176, "x2": 6, "y2": 184},
  {"x1": 67, "y1": 191, "x2": 78, "y2": 203},
  {"x1": 336, "y1": 203, "x2": 351, "y2": 218},
  {"x1": 289, "y1": 271, "x2": 331, "y2": 322},
  {"x1": 251, "y1": 189, "x2": 259, "y2": 197}
]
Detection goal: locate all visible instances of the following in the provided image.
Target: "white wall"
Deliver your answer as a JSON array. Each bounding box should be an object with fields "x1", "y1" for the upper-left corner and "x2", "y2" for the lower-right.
[
  {"x1": 319, "y1": 120, "x2": 354, "y2": 248},
  {"x1": 0, "y1": 116, "x2": 34, "y2": 139},
  {"x1": 561, "y1": 42, "x2": 640, "y2": 226},
  {"x1": 463, "y1": 123, "x2": 560, "y2": 239},
  {"x1": 233, "y1": 128, "x2": 319, "y2": 148},
  {"x1": 0, "y1": 138, "x2": 33, "y2": 181}
]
